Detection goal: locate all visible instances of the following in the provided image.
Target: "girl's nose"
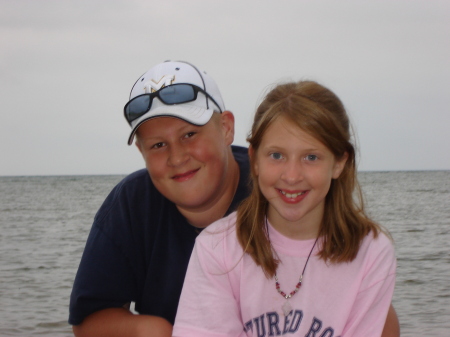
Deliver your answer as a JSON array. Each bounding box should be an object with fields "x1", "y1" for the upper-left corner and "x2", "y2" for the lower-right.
[{"x1": 281, "y1": 161, "x2": 303, "y2": 185}]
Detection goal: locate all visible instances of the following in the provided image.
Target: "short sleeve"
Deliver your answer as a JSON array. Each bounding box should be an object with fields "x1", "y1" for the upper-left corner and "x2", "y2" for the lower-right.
[
  {"x1": 342, "y1": 233, "x2": 397, "y2": 336},
  {"x1": 69, "y1": 224, "x2": 137, "y2": 324},
  {"x1": 68, "y1": 174, "x2": 145, "y2": 325}
]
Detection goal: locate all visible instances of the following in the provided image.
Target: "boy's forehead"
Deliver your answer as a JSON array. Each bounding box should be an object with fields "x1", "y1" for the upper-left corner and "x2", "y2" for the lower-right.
[{"x1": 136, "y1": 116, "x2": 206, "y2": 137}]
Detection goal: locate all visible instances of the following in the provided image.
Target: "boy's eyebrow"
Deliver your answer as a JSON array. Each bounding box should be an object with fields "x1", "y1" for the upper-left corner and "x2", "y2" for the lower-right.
[{"x1": 141, "y1": 123, "x2": 202, "y2": 140}]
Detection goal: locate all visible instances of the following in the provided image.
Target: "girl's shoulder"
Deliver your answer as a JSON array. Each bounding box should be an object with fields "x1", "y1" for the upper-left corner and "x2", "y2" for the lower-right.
[
  {"x1": 362, "y1": 229, "x2": 393, "y2": 249},
  {"x1": 358, "y1": 230, "x2": 396, "y2": 265},
  {"x1": 199, "y1": 211, "x2": 237, "y2": 236},
  {"x1": 351, "y1": 230, "x2": 397, "y2": 290},
  {"x1": 194, "y1": 212, "x2": 246, "y2": 271},
  {"x1": 196, "y1": 211, "x2": 241, "y2": 251}
]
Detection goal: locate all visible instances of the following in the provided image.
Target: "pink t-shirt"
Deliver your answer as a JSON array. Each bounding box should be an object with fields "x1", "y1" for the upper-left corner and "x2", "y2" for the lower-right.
[{"x1": 173, "y1": 212, "x2": 396, "y2": 337}]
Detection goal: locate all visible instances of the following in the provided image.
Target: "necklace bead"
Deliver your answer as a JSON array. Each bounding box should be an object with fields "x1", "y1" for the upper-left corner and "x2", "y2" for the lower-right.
[{"x1": 265, "y1": 218, "x2": 319, "y2": 314}]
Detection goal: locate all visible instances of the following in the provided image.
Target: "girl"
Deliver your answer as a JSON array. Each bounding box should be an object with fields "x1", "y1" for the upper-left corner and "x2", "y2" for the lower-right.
[{"x1": 173, "y1": 81, "x2": 396, "y2": 337}]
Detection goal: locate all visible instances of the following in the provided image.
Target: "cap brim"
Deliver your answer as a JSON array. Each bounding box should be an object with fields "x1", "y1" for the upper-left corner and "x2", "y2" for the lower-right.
[{"x1": 127, "y1": 104, "x2": 214, "y2": 145}]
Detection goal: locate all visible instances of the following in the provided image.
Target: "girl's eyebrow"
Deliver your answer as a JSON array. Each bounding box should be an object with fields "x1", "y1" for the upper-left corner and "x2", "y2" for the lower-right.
[{"x1": 263, "y1": 144, "x2": 322, "y2": 152}]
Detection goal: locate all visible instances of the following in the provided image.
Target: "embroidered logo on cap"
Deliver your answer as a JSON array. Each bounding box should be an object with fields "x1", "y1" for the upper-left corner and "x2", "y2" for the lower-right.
[{"x1": 144, "y1": 75, "x2": 175, "y2": 93}]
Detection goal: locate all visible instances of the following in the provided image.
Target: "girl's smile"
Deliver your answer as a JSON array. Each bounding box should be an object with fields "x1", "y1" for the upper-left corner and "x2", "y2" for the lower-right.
[{"x1": 277, "y1": 189, "x2": 308, "y2": 203}]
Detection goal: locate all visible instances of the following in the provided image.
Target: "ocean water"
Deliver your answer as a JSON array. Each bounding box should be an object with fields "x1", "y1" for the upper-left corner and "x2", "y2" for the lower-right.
[{"x1": 0, "y1": 171, "x2": 449, "y2": 336}]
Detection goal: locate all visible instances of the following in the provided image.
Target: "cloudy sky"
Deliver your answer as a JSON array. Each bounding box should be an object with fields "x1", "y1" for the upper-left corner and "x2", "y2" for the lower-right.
[{"x1": 1, "y1": 0, "x2": 449, "y2": 176}]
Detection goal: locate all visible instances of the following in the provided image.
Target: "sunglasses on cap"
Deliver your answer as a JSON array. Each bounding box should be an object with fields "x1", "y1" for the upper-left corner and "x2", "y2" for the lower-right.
[{"x1": 124, "y1": 83, "x2": 223, "y2": 125}]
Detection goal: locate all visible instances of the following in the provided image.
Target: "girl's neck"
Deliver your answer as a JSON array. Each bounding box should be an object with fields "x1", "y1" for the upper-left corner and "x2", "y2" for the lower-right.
[{"x1": 267, "y1": 209, "x2": 321, "y2": 241}]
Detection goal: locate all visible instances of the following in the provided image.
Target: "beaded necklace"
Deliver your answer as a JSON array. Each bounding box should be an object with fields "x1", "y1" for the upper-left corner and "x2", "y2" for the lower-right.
[{"x1": 266, "y1": 219, "x2": 319, "y2": 316}]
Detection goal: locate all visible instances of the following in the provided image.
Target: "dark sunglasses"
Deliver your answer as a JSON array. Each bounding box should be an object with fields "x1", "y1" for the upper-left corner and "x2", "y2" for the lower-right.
[{"x1": 124, "y1": 83, "x2": 222, "y2": 125}]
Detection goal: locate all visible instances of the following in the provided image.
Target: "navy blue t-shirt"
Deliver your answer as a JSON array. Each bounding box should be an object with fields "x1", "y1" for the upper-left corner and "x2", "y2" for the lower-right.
[{"x1": 69, "y1": 146, "x2": 249, "y2": 325}]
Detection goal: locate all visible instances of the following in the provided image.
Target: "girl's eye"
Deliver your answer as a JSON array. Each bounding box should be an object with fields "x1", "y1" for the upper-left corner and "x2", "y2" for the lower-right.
[
  {"x1": 305, "y1": 154, "x2": 318, "y2": 161},
  {"x1": 270, "y1": 152, "x2": 283, "y2": 160},
  {"x1": 183, "y1": 132, "x2": 196, "y2": 139}
]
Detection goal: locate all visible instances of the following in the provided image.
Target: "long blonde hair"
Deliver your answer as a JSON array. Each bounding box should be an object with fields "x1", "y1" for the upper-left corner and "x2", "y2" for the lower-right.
[{"x1": 236, "y1": 80, "x2": 383, "y2": 278}]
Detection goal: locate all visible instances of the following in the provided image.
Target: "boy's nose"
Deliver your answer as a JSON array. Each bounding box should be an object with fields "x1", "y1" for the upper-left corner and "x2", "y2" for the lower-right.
[{"x1": 168, "y1": 144, "x2": 189, "y2": 167}]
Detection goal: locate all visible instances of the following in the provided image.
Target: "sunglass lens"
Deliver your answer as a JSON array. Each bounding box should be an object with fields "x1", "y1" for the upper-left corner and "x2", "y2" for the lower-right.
[
  {"x1": 159, "y1": 84, "x2": 195, "y2": 104},
  {"x1": 126, "y1": 95, "x2": 151, "y2": 121}
]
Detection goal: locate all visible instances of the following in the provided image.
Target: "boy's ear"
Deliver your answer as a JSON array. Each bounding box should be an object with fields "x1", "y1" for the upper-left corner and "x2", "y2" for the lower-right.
[
  {"x1": 220, "y1": 110, "x2": 235, "y2": 146},
  {"x1": 135, "y1": 138, "x2": 143, "y2": 154}
]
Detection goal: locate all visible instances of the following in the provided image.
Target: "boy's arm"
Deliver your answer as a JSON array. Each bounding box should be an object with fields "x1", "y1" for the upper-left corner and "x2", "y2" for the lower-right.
[
  {"x1": 381, "y1": 305, "x2": 400, "y2": 337},
  {"x1": 72, "y1": 308, "x2": 172, "y2": 337}
]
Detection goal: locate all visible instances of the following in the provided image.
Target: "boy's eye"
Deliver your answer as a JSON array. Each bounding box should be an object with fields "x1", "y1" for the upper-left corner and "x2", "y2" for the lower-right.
[
  {"x1": 151, "y1": 142, "x2": 165, "y2": 149},
  {"x1": 270, "y1": 152, "x2": 283, "y2": 160},
  {"x1": 183, "y1": 132, "x2": 196, "y2": 139}
]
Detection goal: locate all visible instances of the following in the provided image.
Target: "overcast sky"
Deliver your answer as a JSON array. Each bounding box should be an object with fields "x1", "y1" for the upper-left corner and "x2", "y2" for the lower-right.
[{"x1": 1, "y1": 0, "x2": 449, "y2": 176}]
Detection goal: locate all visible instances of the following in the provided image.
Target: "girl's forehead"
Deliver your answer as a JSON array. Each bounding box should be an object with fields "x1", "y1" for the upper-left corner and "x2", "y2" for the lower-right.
[{"x1": 260, "y1": 117, "x2": 327, "y2": 151}]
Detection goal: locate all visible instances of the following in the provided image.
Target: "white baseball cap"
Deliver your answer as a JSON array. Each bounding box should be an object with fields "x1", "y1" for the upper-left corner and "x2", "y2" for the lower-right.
[{"x1": 124, "y1": 60, "x2": 225, "y2": 145}]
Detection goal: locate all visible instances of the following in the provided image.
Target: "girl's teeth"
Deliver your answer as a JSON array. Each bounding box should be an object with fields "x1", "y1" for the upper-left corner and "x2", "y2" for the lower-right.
[{"x1": 281, "y1": 191, "x2": 305, "y2": 198}]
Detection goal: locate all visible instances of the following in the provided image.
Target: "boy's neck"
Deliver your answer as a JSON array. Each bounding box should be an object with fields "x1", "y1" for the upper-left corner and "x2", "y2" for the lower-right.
[{"x1": 178, "y1": 153, "x2": 240, "y2": 228}]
